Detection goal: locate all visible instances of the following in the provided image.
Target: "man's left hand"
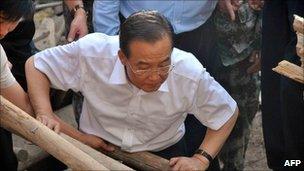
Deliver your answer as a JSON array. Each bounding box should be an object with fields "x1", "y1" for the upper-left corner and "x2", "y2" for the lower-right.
[{"x1": 169, "y1": 156, "x2": 209, "y2": 171}]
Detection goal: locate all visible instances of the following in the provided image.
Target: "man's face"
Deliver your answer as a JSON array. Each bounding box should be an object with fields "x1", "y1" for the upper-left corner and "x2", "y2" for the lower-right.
[
  {"x1": 119, "y1": 36, "x2": 173, "y2": 92},
  {"x1": 0, "y1": 17, "x2": 20, "y2": 39}
]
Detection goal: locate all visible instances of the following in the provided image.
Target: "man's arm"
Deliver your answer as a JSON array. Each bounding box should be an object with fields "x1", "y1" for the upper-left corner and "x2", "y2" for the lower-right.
[
  {"x1": 25, "y1": 57, "x2": 114, "y2": 151},
  {"x1": 1, "y1": 83, "x2": 33, "y2": 116},
  {"x1": 64, "y1": 0, "x2": 88, "y2": 42},
  {"x1": 93, "y1": 0, "x2": 120, "y2": 35},
  {"x1": 169, "y1": 108, "x2": 239, "y2": 170}
]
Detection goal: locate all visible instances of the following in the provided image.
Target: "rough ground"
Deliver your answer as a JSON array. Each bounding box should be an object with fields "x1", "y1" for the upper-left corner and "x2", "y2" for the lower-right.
[{"x1": 244, "y1": 111, "x2": 270, "y2": 171}]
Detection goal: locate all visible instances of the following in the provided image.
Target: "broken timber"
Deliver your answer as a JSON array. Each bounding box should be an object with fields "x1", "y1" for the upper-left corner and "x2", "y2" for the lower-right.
[
  {"x1": 272, "y1": 60, "x2": 304, "y2": 84},
  {"x1": 0, "y1": 96, "x2": 108, "y2": 170},
  {"x1": 273, "y1": 15, "x2": 304, "y2": 82}
]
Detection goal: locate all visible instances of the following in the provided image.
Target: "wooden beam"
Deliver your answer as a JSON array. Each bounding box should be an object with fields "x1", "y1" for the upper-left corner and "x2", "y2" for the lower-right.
[
  {"x1": 0, "y1": 96, "x2": 108, "y2": 170},
  {"x1": 55, "y1": 105, "x2": 171, "y2": 170},
  {"x1": 60, "y1": 133, "x2": 133, "y2": 170},
  {"x1": 103, "y1": 148, "x2": 170, "y2": 170}
]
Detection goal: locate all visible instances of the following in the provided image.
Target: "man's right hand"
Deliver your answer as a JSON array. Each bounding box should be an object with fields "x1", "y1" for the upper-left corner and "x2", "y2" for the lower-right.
[
  {"x1": 37, "y1": 115, "x2": 60, "y2": 133},
  {"x1": 80, "y1": 133, "x2": 115, "y2": 152}
]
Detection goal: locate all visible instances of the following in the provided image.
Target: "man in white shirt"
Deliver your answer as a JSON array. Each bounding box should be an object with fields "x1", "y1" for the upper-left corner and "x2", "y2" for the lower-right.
[{"x1": 26, "y1": 11, "x2": 238, "y2": 170}]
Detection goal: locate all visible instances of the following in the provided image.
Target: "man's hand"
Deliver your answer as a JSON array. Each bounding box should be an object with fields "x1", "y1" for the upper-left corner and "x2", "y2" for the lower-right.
[
  {"x1": 37, "y1": 115, "x2": 60, "y2": 133},
  {"x1": 67, "y1": 8, "x2": 88, "y2": 42},
  {"x1": 247, "y1": 50, "x2": 261, "y2": 74},
  {"x1": 248, "y1": 0, "x2": 264, "y2": 11},
  {"x1": 169, "y1": 155, "x2": 209, "y2": 171},
  {"x1": 218, "y1": 0, "x2": 241, "y2": 21},
  {"x1": 80, "y1": 133, "x2": 115, "y2": 152}
]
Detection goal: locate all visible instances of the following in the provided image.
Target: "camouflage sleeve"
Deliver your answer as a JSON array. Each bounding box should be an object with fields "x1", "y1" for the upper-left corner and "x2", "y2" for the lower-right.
[{"x1": 252, "y1": 11, "x2": 262, "y2": 50}]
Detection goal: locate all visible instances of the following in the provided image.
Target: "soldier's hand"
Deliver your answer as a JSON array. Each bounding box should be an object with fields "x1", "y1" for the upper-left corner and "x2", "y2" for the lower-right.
[
  {"x1": 169, "y1": 155, "x2": 209, "y2": 171},
  {"x1": 218, "y1": 0, "x2": 241, "y2": 21},
  {"x1": 80, "y1": 133, "x2": 115, "y2": 152},
  {"x1": 247, "y1": 50, "x2": 261, "y2": 74},
  {"x1": 36, "y1": 114, "x2": 60, "y2": 133},
  {"x1": 248, "y1": 0, "x2": 264, "y2": 11}
]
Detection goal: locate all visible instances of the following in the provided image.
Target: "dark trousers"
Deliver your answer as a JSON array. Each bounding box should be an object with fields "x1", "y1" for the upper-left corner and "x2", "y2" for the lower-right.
[
  {"x1": 261, "y1": 0, "x2": 304, "y2": 170},
  {"x1": 0, "y1": 128, "x2": 18, "y2": 171},
  {"x1": 174, "y1": 13, "x2": 216, "y2": 74}
]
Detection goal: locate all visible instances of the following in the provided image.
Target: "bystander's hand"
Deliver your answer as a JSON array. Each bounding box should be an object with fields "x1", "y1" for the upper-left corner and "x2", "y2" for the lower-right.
[
  {"x1": 248, "y1": 0, "x2": 264, "y2": 11},
  {"x1": 67, "y1": 8, "x2": 88, "y2": 42},
  {"x1": 218, "y1": 0, "x2": 241, "y2": 21}
]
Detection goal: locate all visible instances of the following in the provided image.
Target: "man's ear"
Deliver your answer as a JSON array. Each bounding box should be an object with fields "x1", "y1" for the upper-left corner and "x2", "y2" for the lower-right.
[{"x1": 118, "y1": 49, "x2": 127, "y2": 66}]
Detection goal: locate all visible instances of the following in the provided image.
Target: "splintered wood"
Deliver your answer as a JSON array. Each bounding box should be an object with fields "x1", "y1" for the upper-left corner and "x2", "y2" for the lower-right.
[
  {"x1": 273, "y1": 60, "x2": 304, "y2": 84},
  {"x1": 294, "y1": 15, "x2": 304, "y2": 35},
  {"x1": 293, "y1": 14, "x2": 304, "y2": 67},
  {"x1": 273, "y1": 14, "x2": 304, "y2": 83}
]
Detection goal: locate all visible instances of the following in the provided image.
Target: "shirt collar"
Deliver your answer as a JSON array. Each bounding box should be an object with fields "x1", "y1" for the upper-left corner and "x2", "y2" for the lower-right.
[
  {"x1": 109, "y1": 58, "x2": 128, "y2": 85},
  {"x1": 109, "y1": 58, "x2": 169, "y2": 93}
]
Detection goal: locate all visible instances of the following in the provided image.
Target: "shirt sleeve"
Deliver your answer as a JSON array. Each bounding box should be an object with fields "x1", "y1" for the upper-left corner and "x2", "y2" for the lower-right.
[
  {"x1": 33, "y1": 41, "x2": 82, "y2": 92},
  {"x1": 93, "y1": 0, "x2": 120, "y2": 35},
  {"x1": 190, "y1": 70, "x2": 237, "y2": 130},
  {"x1": 0, "y1": 45, "x2": 16, "y2": 89}
]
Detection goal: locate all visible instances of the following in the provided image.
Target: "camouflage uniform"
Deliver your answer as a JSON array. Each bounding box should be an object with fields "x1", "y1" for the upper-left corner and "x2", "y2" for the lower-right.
[{"x1": 212, "y1": 2, "x2": 261, "y2": 170}]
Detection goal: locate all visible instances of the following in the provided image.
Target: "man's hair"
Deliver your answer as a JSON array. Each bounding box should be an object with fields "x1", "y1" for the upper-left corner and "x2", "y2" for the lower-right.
[
  {"x1": 119, "y1": 10, "x2": 174, "y2": 57},
  {"x1": 0, "y1": 0, "x2": 34, "y2": 22}
]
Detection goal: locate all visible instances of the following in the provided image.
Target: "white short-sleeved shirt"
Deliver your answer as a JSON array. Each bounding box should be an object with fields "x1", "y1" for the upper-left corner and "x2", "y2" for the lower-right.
[
  {"x1": 0, "y1": 44, "x2": 16, "y2": 89},
  {"x1": 34, "y1": 33, "x2": 237, "y2": 152}
]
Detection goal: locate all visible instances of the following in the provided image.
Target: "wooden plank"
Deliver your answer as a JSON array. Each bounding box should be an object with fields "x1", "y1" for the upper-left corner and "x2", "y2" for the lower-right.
[
  {"x1": 0, "y1": 96, "x2": 108, "y2": 170},
  {"x1": 272, "y1": 60, "x2": 304, "y2": 84}
]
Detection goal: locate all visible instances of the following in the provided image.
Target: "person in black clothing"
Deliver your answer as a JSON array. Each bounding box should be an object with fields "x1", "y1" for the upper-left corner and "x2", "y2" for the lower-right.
[
  {"x1": 0, "y1": 20, "x2": 36, "y2": 90},
  {"x1": 261, "y1": 0, "x2": 304, "y2": 170},
  {"x1": 0, "y1": 1, "x2": 35, "y2": 171}
]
